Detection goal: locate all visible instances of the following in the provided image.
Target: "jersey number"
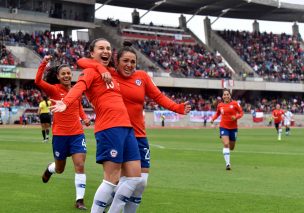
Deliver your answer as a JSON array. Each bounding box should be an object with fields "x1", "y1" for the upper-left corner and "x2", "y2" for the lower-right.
[
  {"x1": 82, "y1": 139, "x2": 87, "y2": 148},
  {"x1": 144, "y1": 148, "x2": 150, "y2": 160},
  {"x1": 106, "y1": 82, "x2": 115, "y2": 89}
]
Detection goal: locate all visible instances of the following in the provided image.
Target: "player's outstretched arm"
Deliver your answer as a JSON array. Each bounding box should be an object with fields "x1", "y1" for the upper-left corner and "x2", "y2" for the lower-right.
[
  {"x1": 49, "y1": 99, "x2": 67, "y2": 112},
  {"x1": 183, "y1": 101, "x2": 192, "y2": 114}
]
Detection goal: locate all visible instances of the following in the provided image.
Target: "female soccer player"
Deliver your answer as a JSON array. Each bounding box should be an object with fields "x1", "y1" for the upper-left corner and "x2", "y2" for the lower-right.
[
  {"x1": 50, "y1": 38, "x2": 142, "y2": 213},
  {"x1": 272, "y1": 103, "x2": 285, "y2": 140},
  {"x1": 211, "y1": 89, "x2": 243, "y2": 170},
  {"x1": 35, "y1": 55, "x2": 91, "y2": 210},
  {"x1": 38, "y1": 96, "x2": 51, "y2": 142},
  {"x1": 284, "y1": 107, "x2": 293, "y2": 136},
  {"x1": 77, "y1": 43, "x2": 192, "y2": 213}
]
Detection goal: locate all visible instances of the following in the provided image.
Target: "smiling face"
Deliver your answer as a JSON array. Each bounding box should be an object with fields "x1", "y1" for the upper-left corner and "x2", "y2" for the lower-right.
[
  {"x1": 90, "y1": 39, "x2": 112, "y2": 66},
  {"x1": 222, "y1": 90, "x2": 231, "y2": 103},
  {"x1": 117, "y1": 51, "x2": 136, "y2": 78},
  {"x1": 57, "y1": 66, "x2": 72, "y2": 87}
]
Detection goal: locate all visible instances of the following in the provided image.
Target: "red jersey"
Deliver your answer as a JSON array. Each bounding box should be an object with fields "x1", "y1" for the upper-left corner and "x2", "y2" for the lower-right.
[
  {"x1": 77, "y1": 58, "x2": 185, "y2": 137},
  {"x1": 63, "y1": 65, "x2": 131, "y2": 133},
  {"x1": 272, "y1": 109, "x2": 284, "y2": 124},
  {"x1": 212, "y1": 101, "x2": 243, "y2": 129},
  {"x1": 35, "y1": 61, "x2": 87, "y2": 135}
]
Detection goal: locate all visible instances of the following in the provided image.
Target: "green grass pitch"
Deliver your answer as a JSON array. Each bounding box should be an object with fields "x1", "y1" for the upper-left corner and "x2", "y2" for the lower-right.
[{"x1": 1, "y1": 126, "x2": 304, "y2": 213}]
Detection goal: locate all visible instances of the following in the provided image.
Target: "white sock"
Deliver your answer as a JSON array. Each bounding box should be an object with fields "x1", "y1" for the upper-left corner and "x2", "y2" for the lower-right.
[
  {"x1": 105, "y1": 176, "x2": 127, "y2": 211},
  {"x1": 278, "y1": 129, "x2": 282, "y2": 138},
  {"x1": 123, "y1": 173, "x2": 149, "y2": 213},
  {"x1": 91, "y1": 180, "x2": 116, "y2": 213},
  {"x1": 75, "y1": 173, "x2": 86, "y2": 201},
  {"x1": 108, "y1": 177, "x2": 141, "y2": 213},
  {"x1": 48, "y1": 162, "x2": 56, "y2": 174},
  {"x1": 223, "y1": 148, "x2": 230, "y2": 166}
]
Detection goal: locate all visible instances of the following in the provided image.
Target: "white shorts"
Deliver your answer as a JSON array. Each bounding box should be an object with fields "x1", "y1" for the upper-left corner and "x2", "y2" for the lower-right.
[{"x1": 284, "y1": 121, "x2": 291, "y2": 126}]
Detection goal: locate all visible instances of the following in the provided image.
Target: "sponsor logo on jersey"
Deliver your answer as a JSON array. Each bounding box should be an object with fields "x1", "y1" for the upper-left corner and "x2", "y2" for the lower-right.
[
  {"x1": 135, "y1": 79, "x2": 142, "y2": 86},
  {"x1": 110, "y1": 149, "x2": 118, "y2": 158}
]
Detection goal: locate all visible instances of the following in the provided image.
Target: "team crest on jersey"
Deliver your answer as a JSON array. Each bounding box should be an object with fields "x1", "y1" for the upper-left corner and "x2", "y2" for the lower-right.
[
  {"x1": 55, "y1": 151, "x2": 60, "y2": 157},
  {"x1": 230, "y1": 105, "x2": 234, "y2": 109},
  {"x1": 110, "y1": 149, "x2": 118, "y2": 158},
  {"x1": 135, "y1": 79, "x2": 142, "y2": 86}
]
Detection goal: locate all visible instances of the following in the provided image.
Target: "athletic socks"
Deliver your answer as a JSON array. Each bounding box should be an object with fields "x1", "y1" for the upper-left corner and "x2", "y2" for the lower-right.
[
  {"x1": 42, "y1": 130, "x2": 46, "y2": 140},
  {"x1": 75, "y1": 173, "x2": 86, "y2": 201},
  {"x1": 223, "y1": 148, "x2": 230, "y2": 166},
  {"x1": 46, "y1": 129, "x2": 50, "y2": 139},
  {"x1": 91, "y1": 180, "x2": 116, "y2": 213},
  {"x1": 123, "y1": 173, "x2": 149, "y2": 213},
  {"x1": 108, "y1": 177, "x2": 141, "y2": 213},
  {"x1": 278, "y1": 128, "x2": 282, "y2": 140}
]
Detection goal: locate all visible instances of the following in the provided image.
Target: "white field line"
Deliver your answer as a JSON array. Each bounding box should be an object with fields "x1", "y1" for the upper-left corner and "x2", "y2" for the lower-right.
[{"x1": 149, "y1": 144, "x2": 304, "y2": 156}]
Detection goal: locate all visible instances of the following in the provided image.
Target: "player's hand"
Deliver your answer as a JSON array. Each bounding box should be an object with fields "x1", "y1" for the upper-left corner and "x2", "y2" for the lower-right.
[
  {"x1": 83, "y1": 118, "x2": 91, "y2": 126},
  {"x1": 231, "y1": 115, "x2": 236, "y2": 121},
  {"x1": 183, "y1": 101, "x2": 191, "y2": 114},
  {"x1": 210, "y1": 120, "x2": 214, "y2": 124},
  {"x1": 43, "y1": 55, "x2": 52, "y2": 63},
  {"x1": 101, "y1": 72, "x2": 112, "y2": 84},
  {"x1": 49, "y1": 99, "x2": 67, "y2": 112}
]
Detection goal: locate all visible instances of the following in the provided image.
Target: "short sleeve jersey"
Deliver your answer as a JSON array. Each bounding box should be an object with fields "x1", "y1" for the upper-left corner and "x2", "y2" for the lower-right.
[
  {"x1": 272, "y1": 109, "x2": 285, "y2": 124},
  {"x1": 212, "y1": 101, "x2": 243, "y2": 129},
  {"x1": 39, "y1": 100, "x2": 51, "y2": 113}
]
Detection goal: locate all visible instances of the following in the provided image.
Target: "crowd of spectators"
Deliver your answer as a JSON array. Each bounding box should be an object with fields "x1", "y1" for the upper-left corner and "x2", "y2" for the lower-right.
[
  {"x1": 0, "y1": 83, "x2": 42, "y2": 108},
  {"x1": 134, "y1": 40, "x2": 232, "y2": 79},
  {"x1": 1, "y1": 28, "x2": 90, "y2": 69},
  {"x1": 218, "y1": 30, "x2": 304, "y2": 82},
  {"x1": 0, "y1": 44, "x2": 15, "y2": 65},
  {"x1": 32, "y1": 31, "x2": 89, "y2": 70},
  {"x1": 144, "y1": 90, "x2": 304, "y2": 114},
  {"x1": 1, "y1": 83, "x2": 304, "y2": 115}
]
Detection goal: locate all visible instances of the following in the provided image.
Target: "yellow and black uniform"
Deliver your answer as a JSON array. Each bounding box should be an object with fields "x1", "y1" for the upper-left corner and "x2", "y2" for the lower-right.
[{"x1": 39, "y1": 100, "x2": 51, "y2": 124}]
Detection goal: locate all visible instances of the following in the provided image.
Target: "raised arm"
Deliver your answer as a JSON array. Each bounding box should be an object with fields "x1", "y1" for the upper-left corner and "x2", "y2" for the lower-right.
[
  {"x1": 35, "y1": 56, "x2": 57, "y2": 95},
  {"x1": 144, "y1": 72, "x2": 191, "y2": 114}
]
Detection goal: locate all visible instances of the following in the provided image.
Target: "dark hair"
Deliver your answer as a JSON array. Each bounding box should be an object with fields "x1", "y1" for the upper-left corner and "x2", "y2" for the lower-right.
[
  {"x1": 222, "y1": 88, "x2": 231, "y2": 95},
  {"x1": 87, "y1": 38, "x2": 115, "y2": 67},
  {"x1": 44, "y1": 64, "x2": 69, "y2": 84},
  {"x1": 116, "y1": 40, "x2": 137, "y2": 63},
  {"x1": 43, "y1": 96, "x2": 49, "y2": 107}
]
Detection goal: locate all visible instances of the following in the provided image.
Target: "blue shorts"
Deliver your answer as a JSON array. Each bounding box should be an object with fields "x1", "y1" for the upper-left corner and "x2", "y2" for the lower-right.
[
  {"x1": 219, "y1": 127, "x2": 238, "y2": 141},
  {"x1": 52, "y1": 134, "x2": 86, "y2": 160},
  {"x1": 137, "y1": 137, "x2": 150, "y2": 168},
  {"x1": 95, "y1": 127, "x2": 140, "y2": 164}
]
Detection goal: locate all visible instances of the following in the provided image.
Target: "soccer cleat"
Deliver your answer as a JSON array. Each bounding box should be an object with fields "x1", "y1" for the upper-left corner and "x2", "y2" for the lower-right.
[
  {"x1": 226, "y1": 164, "x2": 231, "y2": 170},
  {"x1": 42, "y1": 164, "x2": 53, "y2": 183},
  {"x1": 75, "y1": 199, "x2": 87, "y2": 210},
  {"x1": 278, "y1": 137, "x2": 281, "y2": 141}
]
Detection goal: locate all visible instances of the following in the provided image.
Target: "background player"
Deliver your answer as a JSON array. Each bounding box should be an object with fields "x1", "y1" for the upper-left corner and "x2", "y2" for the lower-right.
[
  {"x1": 211, "y1": 89, "x2": 243, "y2": 170},
  {"x1": 272, "y1": 104, "x2": 285, "y2": 141},
  {"x1": 77, "y1": 43, "x2": 192, "y2": 213},
  {"x1": 38, "y1": 96, "x2": 51, "y2": 142},
  {"x1": 35, "y1": 55, "x2": 91, "y2": 210},
  {"x1": 284, "y1": 107, "x2": 293, "y2": 136}
]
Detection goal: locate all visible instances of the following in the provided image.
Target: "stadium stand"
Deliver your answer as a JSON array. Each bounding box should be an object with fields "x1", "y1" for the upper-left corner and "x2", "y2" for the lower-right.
[
  {"x1": 218, "y1": 30, "x2": 304, "y2": 82},
  {"x1": 0, "y1": 0, "x2": 303, "y2": 126}
]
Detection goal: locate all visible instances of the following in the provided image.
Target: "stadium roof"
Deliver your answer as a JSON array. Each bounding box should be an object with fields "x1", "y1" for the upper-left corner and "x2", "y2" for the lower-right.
[{"x1": 96, "y1": 0, "x2": 304, "y2": 22}]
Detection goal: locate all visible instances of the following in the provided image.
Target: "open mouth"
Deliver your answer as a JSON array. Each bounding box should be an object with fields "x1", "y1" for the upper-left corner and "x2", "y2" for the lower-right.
[{"x1": 101, "y1": 56, "x2": 109, "y2": 61}]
